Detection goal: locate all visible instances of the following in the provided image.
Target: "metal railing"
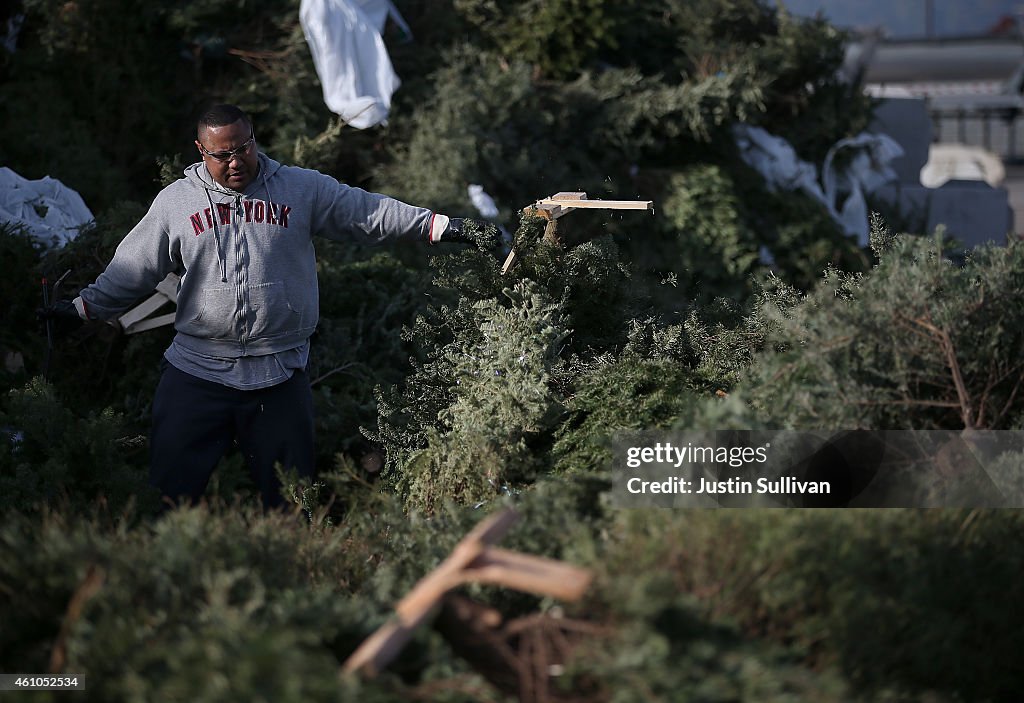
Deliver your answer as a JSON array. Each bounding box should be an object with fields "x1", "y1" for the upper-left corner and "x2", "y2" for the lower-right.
[{"x1": 930, "y1": 106, "x2": 1024, "y2": 162}]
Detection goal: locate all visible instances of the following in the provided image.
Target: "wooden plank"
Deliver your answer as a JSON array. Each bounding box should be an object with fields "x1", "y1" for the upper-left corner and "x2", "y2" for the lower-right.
[
  {"x1": 522, "y1": 194, "x2": 585, "y2": 221},
  {"x1": 124, "y1": 312, "x2": 176, "y2": 335},
  {"x1": 340, "y1": 619, "x2": 417, "y2": 678},
  {"x1": 535, "y1": 198, "x2": 653, "y2": 210},
  {"x1": 117, "y1": 273, "x2": 180, "y2": 331},
  {"x1": 154, "y1": 273, "x2": 180, "y2": 303},
  {"x1": 461, "y1": 547, "x2": 592, "y2": 602},
  {"x1": 390, "y1": 509, "x2": 519, "y2": 625},
  {"x1": 511, "y1": 192, "x2": 654, "y2": 277},
  {"x1": 500, "y1": 249, "x2": 518, "y2": 275},
  {"x1": 521, "y1": 204, "x2": 575, "y2": 221},
  {"x1": 521, "y1": 204, "x2": 558, "y2": 221},
  {"x1": 342, "y1": 509, "x2": 520, "y2": 676},
  {"x1": 523, "y1": 194, "x2": 652, "y2": 222},
  {"x1": 341, "y1": 508, "x2": 596, "y2": 680},
  {"x1": 117, "y1": 293, "x2": 171, "y2": 330}
]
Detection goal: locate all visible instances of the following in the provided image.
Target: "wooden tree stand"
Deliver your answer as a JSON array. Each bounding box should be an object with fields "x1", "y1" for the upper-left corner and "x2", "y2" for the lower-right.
[
  {"x1": 116, "y1": 272, "x2": 179, "y2": 334},
  {"x1": 341, "y1": 509, "x2": 602, "y2": 702},
  {"x1": 502, "y1": 192, "x2": 654, "y2": 274}
]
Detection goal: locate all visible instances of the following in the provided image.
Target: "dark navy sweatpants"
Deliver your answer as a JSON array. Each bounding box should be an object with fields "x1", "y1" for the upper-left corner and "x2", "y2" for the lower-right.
[{"x1": 150, "y1": 362, "x2": 315, "y2": 509}]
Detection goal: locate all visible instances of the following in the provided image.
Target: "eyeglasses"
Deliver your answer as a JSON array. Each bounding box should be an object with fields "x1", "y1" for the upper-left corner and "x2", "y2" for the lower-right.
[{"x1": 199, "y1": 133, "x2": 255, "y2": 162}]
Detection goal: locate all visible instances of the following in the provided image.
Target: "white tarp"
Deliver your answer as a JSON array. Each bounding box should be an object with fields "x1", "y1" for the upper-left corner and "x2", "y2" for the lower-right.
[
  {"x1": 352, "y1": 0, "x2": 411, "y2": 39},
  {"x1": 468, "y1": 184, "x2": 499, "y2": 219},
  {"x1": 467, "y1": 183, "x2": 513, "y2": 250},
  {"x1": 0, "y1": 167, "x2": 94, "y2": 248},
  {"x1": 300, "y1": 0, "x2": 407, "y2": 129},
  {"x1": 733, "y1": 125, "x2": 903, "y2": 246},
  {"x1": 821, "y1": 132, "x2": 904, "y2": 244}
]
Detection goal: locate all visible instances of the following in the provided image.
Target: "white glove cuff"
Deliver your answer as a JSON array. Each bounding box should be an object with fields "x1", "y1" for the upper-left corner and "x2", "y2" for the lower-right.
[
  {"x1": 73, "y1": 296, "x2": 88, "y2": 320},
  {"x1": 429, "y1": 214, "x2": 450, "y2": 244}
]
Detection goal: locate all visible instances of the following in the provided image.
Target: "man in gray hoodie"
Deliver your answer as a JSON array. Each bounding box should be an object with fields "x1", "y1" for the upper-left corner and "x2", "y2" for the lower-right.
[{"x1": 48, "y1": 104, "x2": 486, "y2": 509}]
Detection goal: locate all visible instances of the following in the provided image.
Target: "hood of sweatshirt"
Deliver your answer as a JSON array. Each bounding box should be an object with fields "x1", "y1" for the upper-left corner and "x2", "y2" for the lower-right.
[
  {"x1": 184, "y1": 152, "x2": 283, "y2": 196},
  {"x1": 182, "y1": 153, "x2": 284, "y2": 282}
]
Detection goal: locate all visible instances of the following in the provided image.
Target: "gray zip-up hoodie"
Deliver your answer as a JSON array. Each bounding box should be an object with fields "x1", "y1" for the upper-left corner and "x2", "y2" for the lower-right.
[{"x1": 79, "y1": 154, "x2": 444, "y2": 357}]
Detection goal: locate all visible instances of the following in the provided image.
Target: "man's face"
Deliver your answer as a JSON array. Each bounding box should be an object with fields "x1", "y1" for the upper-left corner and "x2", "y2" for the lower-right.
[{"x1": 196, "y1": 119, "x2": 259, "y2": 192}]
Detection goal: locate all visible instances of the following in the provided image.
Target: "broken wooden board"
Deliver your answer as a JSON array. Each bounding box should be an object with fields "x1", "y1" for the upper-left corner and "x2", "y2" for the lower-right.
[
  {"x1": 522, "y1": 191, "x2": 653, "y2": 222},
  {"x1": 117, "y1": 273, "x2": 180, "y2": 334},
  {"x1": 535, "y1": 198, "x2": 654, "y2": 211},
  {"x1": 503, "y1": 191, "x2": 653, "y2": 274},
  {"x1": 341, "y1": 508, "x2": 593, "y2": 678}
]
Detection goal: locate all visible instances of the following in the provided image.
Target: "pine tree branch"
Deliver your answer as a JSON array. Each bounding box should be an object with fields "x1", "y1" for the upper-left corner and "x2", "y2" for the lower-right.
[
  {"x1": 994, "y1": 364, "x2": 1024, "y2": 428},
  {"x1": 310, "y1": 362, "x2": 358, "y2": 387},
  {"x1": 49, "y1": 564, "x2": 105, "y2": 674},
  {"x1": 855, "y1": 399, "x2": 961, "y2": 409},
  {"x1": 898, "y1": 314, "x2": 975, "y2": 429}
]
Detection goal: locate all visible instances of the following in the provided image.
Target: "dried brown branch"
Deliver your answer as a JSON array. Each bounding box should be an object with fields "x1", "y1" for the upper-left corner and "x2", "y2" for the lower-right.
[
  {"x1": 816, "y1": 335, "x2": 855, "y2": 353},
  {"x1": 853, "y1": 399, "x2": 961, "y2": 409},
  {"x1": 227, "y1": 47, "x2": 295, "y2": 78},
  {"x1": 49, "y1": 564, "x2": 105, "y2": 674},
  {"x1": 310, "y1": 362, "x2": 358, "y2": 386},
  {"x1": 995, "y1": 364, "x2": 1024, "y2": 428},
  {"x1": 898, "y1": 313, "x2": 975, "y2": 428},
  {"x1": 975, "y1": 360, "x2": 1024, "y2": 427}
]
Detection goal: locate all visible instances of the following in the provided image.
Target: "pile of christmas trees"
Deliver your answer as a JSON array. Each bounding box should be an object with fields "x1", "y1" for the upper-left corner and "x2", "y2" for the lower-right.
[{"x1": 2, "y1": 1, "x2": 1023, "y2": 700}]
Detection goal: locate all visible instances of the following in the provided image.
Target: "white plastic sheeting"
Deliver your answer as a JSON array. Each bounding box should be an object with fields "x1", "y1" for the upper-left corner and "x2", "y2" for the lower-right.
[
  {"x1": 467, "y1": 183, "x2": 513, "y2": 251},
  {"x1": 733, "y1": 125, "x2": 903, "y2": 246},
  {"x1": 300, "y1": 0, "x2": 409, "y2": 129},
  {"x1": 352, "y1": 0, "x2": 411, "y2": 39},
  {"x1": 468, "y1": 184, "x2": 499, "y2": 219},
  {"x1": 0, "y1": 167, "x2": 94, "y2": 248},
  {"x1": 822, "y1": 132, "x2": 905, "y2": 244}
]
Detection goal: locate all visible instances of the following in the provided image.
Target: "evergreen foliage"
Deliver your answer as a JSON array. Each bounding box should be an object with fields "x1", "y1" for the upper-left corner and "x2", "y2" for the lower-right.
[
  {"x1": 2, "y1": 484, "x2": 1022, "y2": 701},
  {"x1": 0, "y1": 223, "x2": 43, "y2": 384},
  {"x1": 0, "y1": 378, "x2": 154, "y2": 513},
  {"x1": 308, "y1": 243, "x2": 434, "y2": 465},
  {"x1": 601, "y1": 507, "x2": 1024, "y2": 702},
  {"x1": 453, "y1": 0, "x2": 618, "y2": 79},
  {"x1": 397, "y1": 281, "x2": 569, "y2": 512},
  {"x1": 738, "y1": 233, "x2": 1024, "y2": 429}
]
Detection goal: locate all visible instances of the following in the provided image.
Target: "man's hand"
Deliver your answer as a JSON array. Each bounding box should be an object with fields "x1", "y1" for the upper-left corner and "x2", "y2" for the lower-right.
[
  {"x1": 37, "y1": 299, "x2": 85, "y2": 335},
  {"x1": 437, "y1": 218, "x2": 504, "y2": 251}
]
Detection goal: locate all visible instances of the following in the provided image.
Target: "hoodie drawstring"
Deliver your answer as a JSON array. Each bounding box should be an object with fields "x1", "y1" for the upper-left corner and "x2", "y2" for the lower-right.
[
  {"x1": 262, "y1": 170, "x2": 274, "y2": 223},
  {"x1": 205, "y1": 188, "x2": 228, "y2": 282},
  {"x1": 195, "y1": 156, "x2": 275, "y2": 285}
]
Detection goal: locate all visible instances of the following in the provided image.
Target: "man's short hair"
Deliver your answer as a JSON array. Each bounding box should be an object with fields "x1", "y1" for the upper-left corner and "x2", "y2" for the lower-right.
[{"x1": 197, "y1": 104, "x2": 251, "y2": 134}]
